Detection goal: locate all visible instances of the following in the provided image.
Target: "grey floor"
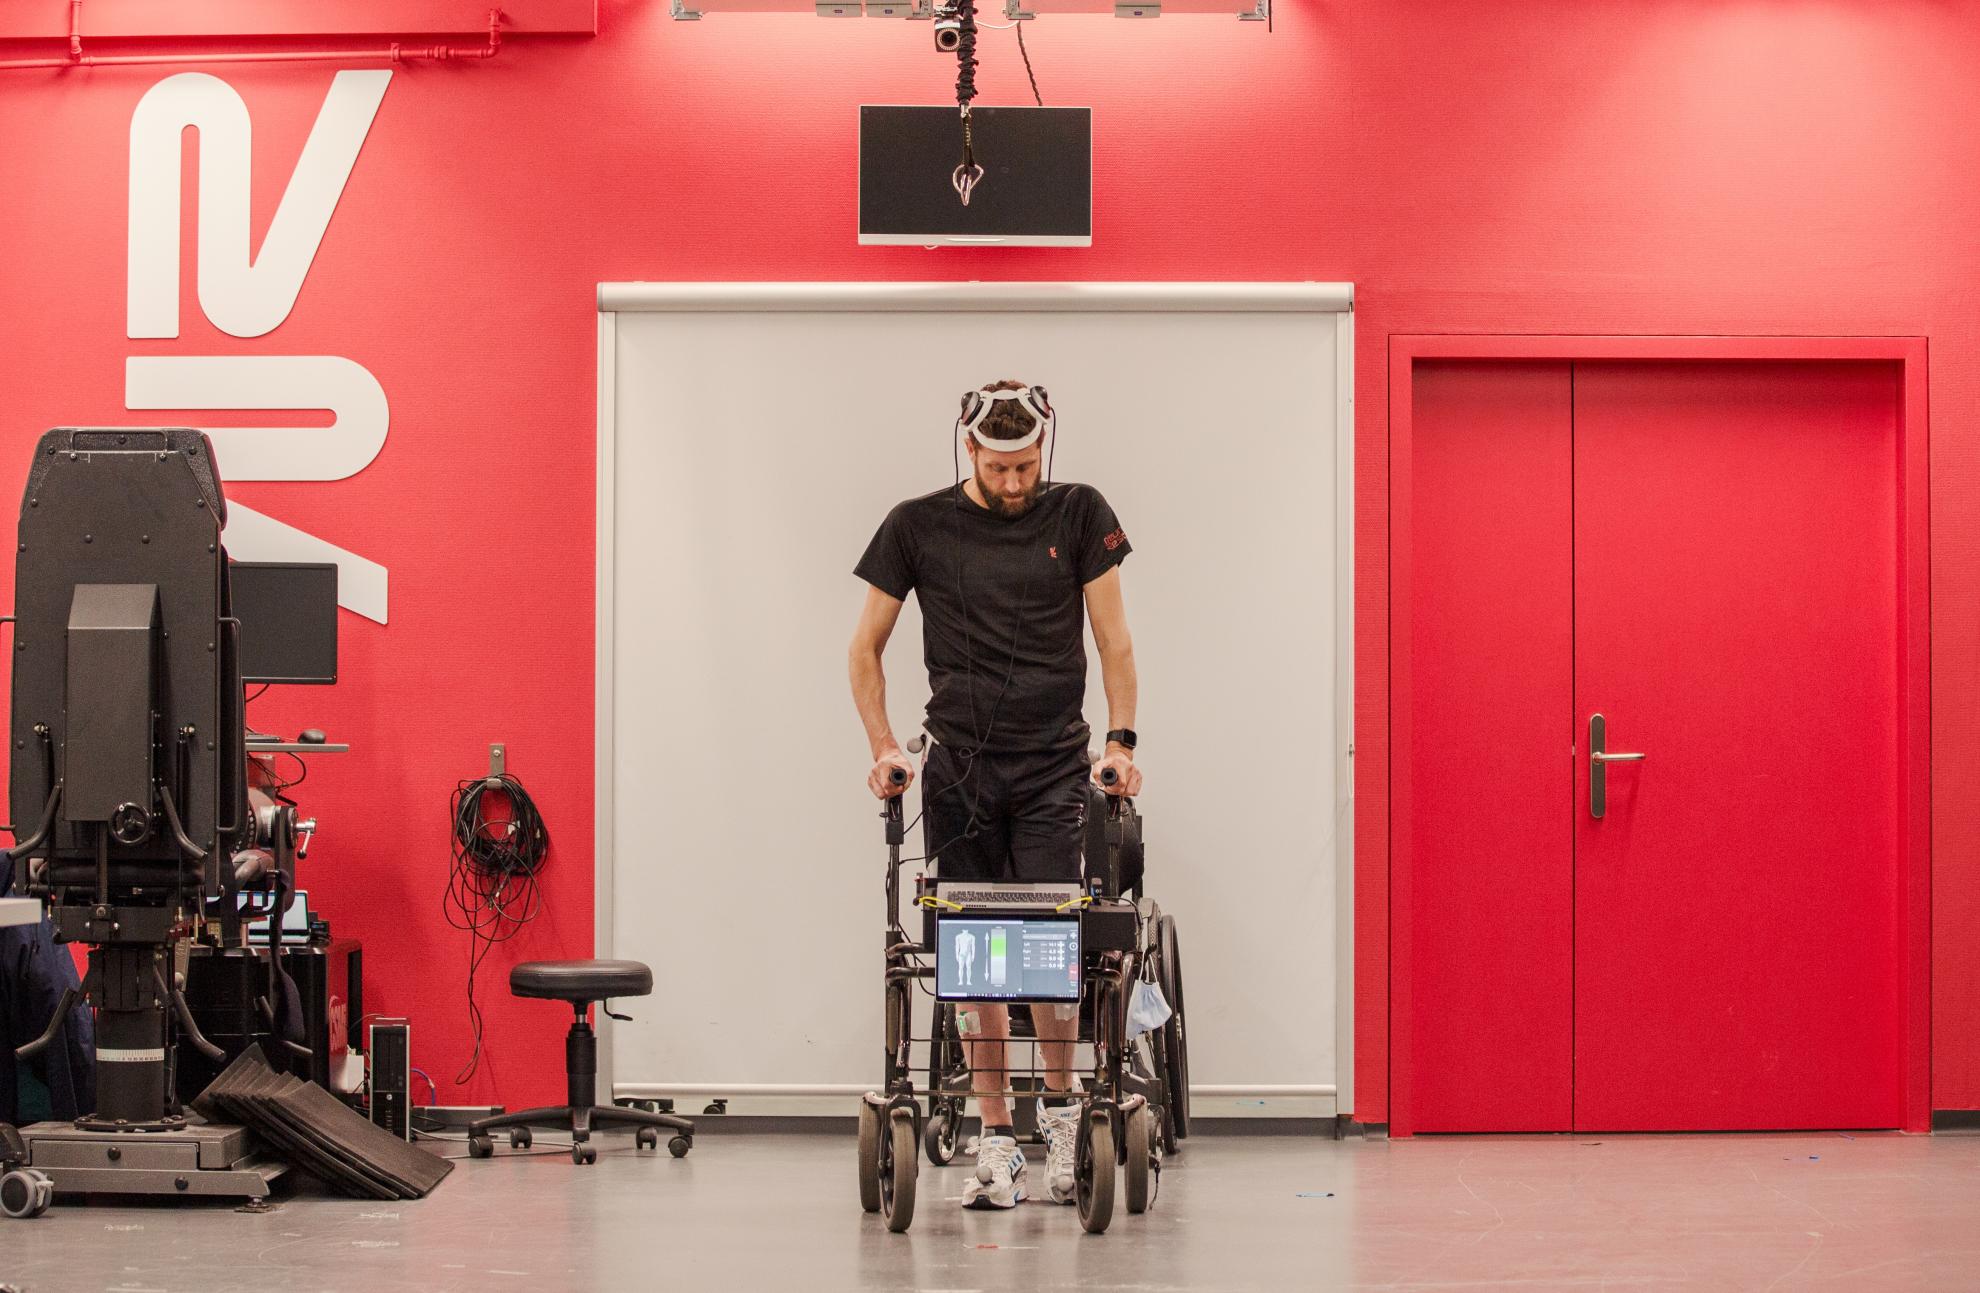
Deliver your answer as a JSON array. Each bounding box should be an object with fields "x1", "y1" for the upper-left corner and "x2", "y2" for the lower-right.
[{"x1": 6, "y1": 1128, "x2": 1980, "y2": 1292}]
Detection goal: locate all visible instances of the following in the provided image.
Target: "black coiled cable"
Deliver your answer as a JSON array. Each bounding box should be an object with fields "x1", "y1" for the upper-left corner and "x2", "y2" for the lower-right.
[
  {"x1": 955, "y1": 0, "x2": 978, "y2": 108},
  {"x1": 444, "y1": 772, "x2": 550, "y2": 1086}
]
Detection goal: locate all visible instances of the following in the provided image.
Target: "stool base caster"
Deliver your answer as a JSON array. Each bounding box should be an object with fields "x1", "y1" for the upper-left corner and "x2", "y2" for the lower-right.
[
  {"x1": 572, "y1": 1142, "x2": 598, "y2": 1166},
  {"x1": 1, "y1": 1168, "x2": 53, "y2": 1220},
  {"x1": 467, "y1": 1135, "x2": 494, "y2": 1160},
  {"x1": 668, "y1": 1135, "x2": 692, "y2": 1158},
  {"x1": 509, "y1": 1128, "x2": 533, "y2": 1150}
]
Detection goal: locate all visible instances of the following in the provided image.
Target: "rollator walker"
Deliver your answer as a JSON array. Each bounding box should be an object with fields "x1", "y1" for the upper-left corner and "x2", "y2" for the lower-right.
[{"x1": 856, "y1": 747, "x2": 1191, "y2": 1235}]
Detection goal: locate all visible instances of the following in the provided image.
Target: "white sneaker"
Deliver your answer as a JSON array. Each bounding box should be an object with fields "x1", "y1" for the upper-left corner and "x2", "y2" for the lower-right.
[
  {"x1": 962, "y1": 1135, "x2": 1027, "y2": 1209},
  {"x1": 1036, "y1": 1102, "x2": 1080, "y2": 1204}
]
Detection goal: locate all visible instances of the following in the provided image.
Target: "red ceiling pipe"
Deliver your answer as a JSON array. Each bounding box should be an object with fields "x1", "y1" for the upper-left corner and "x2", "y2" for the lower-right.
[{"x1": 0, "y1": 3, "x2": 503, "y2": 71}]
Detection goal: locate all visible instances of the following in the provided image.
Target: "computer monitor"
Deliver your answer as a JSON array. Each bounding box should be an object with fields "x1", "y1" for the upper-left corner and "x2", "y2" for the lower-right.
[
  {"x1": 207, "y1": 887, "x2": 312, "y2": 944},
  {"x1": 935, "y1": 915, "x2": 1082, "y2": 1003},
  {"x1": 245, "y1": 888, "x2": 313, "y2": 946},
  {"x1": 230, "y1": 561, "x2": 338, "y2": 685}
]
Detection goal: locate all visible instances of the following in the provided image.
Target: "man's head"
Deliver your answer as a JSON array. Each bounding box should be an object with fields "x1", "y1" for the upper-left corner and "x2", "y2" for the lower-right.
[{"x1": 962, "y1": 379, "x2": 1051, "y2": 519}]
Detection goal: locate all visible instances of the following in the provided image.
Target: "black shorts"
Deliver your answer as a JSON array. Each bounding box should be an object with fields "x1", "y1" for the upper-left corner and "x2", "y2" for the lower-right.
[{"x1": 922, "y1": 742, "x2": 1090, "y2": 884}]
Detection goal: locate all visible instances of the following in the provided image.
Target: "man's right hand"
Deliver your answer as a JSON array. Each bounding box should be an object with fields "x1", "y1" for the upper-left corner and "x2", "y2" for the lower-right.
[{"x1": 868, "y1": 750, "x2": 915, "y2": 799}]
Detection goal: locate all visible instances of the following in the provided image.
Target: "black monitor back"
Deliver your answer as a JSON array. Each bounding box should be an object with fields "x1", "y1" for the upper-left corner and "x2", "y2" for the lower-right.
[
  {"x1": 859, "y1": 105, "x2": 1093, "y2": 247},
  {"x1": 230, "y1": 562, "x2": 338, "y2": 685}
]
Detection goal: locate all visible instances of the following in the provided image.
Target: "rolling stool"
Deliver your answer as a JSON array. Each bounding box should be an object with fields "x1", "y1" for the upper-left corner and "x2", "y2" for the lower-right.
[{"x1": 466, "y1": 960, "x2": 694, "y2": 1165}]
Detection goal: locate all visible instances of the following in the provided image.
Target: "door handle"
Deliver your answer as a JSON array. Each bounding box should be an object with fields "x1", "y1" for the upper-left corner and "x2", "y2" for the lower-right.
[{"x1": 1589, "y1": 714, "x2": 1643, "y2": 819}]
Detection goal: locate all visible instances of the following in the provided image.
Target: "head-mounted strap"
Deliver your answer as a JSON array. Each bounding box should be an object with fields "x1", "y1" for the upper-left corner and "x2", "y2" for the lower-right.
[
  {"x1": 968, "y1": 422, "x2": 1042, "y2": 451},
  {"x1": 958, "y1": 386, "x2": 1054, "y2": 451}
]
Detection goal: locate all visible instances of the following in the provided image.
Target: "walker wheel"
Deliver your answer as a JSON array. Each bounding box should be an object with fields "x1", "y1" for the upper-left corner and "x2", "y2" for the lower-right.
[
  {"x1": 467, "y1": 1135, "x2": 494, "y2": 1160},
  {"x1": 924, "y1": 1110, "x2": 959, "y2": 1166},
  {"x1": 668, "y1": 1135, "x2": 691, "y2": 1158},
  {"x1": 1124, "y1": 1104, "x2": 1159, "y2": 1214},
  {"x1": 0, "y1": 1169, "x2": 52, "y2": 1220},
  {"x1": 635, "y1": 1128, "x2": 659, "y2": 1152},
  {"x1": 1075, "y1": 1114, "x2": 1116, "y2": 1234},
  {"x1": 509, "y1": 1127, "x2": 533, "y2": 1150},
  {"x1": 572, "y1": 1142, "x2": 598, "y2": 1166},
  {"x1": 856, "y1": 1101, "x2": 882, "y2": 1212},
  {"x1": 880, "y1": 1113, "x2": 918, "y2": 1233}
]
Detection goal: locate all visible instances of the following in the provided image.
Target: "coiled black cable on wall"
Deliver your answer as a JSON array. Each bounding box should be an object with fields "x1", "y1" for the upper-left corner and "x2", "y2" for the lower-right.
[{"x1": 444, "y1": 771, "x2": 550, "y2": 1086}]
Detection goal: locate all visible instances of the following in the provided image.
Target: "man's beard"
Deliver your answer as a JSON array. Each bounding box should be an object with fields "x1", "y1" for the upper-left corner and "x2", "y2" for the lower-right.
[{"x1": 975, "y1": 468, "x2": 1043, "y2": 518}]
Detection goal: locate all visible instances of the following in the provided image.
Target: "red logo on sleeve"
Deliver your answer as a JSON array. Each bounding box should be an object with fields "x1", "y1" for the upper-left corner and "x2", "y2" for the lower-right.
[{"x1": 1102, "y1": 528, "x2": 1128, "y2": 551}]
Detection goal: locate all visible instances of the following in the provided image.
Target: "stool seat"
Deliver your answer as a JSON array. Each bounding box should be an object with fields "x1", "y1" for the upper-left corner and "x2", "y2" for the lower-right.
[{"x1": 511, "y1": 959, "x2": 653, "y2": 1002}]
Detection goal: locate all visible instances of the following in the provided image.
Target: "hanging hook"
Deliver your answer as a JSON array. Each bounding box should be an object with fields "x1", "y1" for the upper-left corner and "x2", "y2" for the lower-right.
[
  {"x1": 952, "y1": 161, "x2": 984, "y2": 206},
  {"x1": 953, "y1": 104, "x2": 982, "y2": 207}
]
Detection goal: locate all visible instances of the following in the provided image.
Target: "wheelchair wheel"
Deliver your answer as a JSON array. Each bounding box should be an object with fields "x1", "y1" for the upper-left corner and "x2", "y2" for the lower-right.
[
  {"x1": 1124, "y1": 1103, "x2": 1159, "y2": 1214},
  {"x1": 1156, "y1": 915, "x2": 1191, "y2": 1141},
  {"x1": 879, "y1": 1113, "x2": 918, "y2": 1233},
  {"x1": 1146, "y1": 1018, "x2": 1180, "y2": 1156},
  {"x1": 1075, "y1": 1113, "x2": 1115, "y2": 1235},
  {"x1": 1137, "y1": 930, "x2": 1181, "y2": 1156},
  {"x1": 856, "y1": 1101, "x2": 882, "y2": 1213}
]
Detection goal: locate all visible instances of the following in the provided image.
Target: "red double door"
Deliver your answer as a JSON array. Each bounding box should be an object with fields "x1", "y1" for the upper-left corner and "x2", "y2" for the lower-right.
[{"x1": 1408, "y1": 359, "x2": 1907, "y2": 1132}]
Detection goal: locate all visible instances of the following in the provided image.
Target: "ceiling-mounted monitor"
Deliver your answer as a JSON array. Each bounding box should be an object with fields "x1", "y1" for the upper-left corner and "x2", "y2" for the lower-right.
[
  {"x1": 229, "y1": 561, "x2": 339, "y2": 685},
  {"x1": 859, "y1": 105, "x2": 1092, "y2": 248}
]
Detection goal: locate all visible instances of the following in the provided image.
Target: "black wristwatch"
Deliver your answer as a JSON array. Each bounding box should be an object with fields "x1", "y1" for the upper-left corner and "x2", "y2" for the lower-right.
[{"x1": 1105, "y1": 728, "x2": 1137, "y2": 752}]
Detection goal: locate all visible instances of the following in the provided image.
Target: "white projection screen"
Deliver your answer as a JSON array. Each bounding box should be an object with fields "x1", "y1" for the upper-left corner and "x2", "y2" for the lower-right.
[{"x1": 597, "y1": 282, "x2": 1353, "y2": 1120}]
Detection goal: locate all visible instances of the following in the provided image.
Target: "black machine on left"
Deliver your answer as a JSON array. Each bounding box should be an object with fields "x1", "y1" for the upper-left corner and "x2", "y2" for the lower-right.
[{"x1": 2, "y1": 427, "x2": 291, "y2": 1212}]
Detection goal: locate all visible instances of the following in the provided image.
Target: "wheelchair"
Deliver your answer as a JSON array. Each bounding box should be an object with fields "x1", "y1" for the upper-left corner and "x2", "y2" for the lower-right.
[{"x1": 856, "y1": 752, "x2": 1191, "y2": 1235}]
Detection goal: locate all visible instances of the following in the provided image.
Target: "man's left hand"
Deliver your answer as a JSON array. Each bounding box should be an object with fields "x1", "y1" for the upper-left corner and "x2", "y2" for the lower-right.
[{"x1": 1093, "y1": 750, "x2": 1142, "y2": 797}]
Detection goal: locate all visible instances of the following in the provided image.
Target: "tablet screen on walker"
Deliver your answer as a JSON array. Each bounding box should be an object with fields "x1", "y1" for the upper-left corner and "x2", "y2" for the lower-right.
[{"x1": 935, "y1": 915, "x2": 1081, "y2": 1002}]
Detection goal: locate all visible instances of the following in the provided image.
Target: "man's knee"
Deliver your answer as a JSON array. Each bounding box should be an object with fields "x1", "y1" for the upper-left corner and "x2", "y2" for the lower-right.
[
  {"x1": 1028, "y1": 1001, "x2": 1078, "y2": 1038},
  {"x1": 960, "y1": 1004, "x2": 1011, "y2": 1039}
]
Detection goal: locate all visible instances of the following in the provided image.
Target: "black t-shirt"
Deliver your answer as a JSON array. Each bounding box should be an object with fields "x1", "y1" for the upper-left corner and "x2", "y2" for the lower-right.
[{"x1": 855, "y1": 481, "x2": 1132, "y2": 755}]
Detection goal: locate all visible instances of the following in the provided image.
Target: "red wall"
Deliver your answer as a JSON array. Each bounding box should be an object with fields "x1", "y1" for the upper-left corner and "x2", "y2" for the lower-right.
[{"x1": 2, "y1": 0, "x2": 1978, "y2": 1114}]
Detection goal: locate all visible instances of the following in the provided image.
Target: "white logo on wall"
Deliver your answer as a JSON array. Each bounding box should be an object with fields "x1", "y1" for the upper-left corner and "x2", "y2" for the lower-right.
[{"x1": 126, "y1": 69, "x2": 392, "y2": 623}]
